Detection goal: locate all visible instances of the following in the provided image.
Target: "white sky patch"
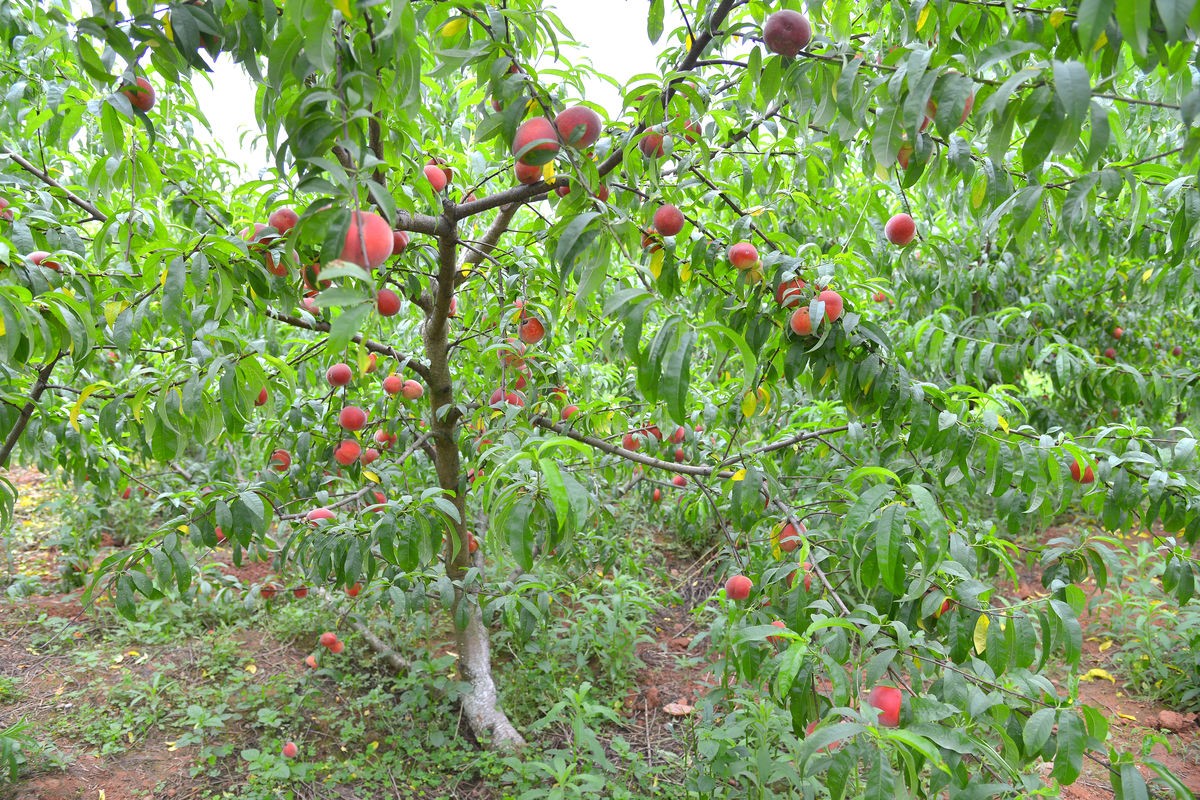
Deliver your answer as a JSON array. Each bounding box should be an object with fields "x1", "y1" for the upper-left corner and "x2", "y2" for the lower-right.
[{"x1": 190, "y1": 0, "x2": 678, "y2": 176}]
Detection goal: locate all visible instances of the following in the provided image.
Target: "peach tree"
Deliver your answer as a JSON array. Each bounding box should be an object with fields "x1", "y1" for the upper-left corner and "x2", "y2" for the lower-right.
[{"x1": 1, "y1": 0, "x2": 1199, "y2": 795}]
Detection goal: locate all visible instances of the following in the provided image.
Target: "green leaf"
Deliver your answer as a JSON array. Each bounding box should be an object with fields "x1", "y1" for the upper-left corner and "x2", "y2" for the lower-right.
[
  {"x1": 1024, "y1": 708, "x2": 1056, "y2": 754},
  {"x1": 1051, "y1": 710, "x2": 1085, "y2": 784},
  {"x1": 646, "y1": 0, "x2": 664, "y2": 43},
  {"x1": 1052, "y1": 60, "x2": 1090, "y2": 149},
  {"x1": 504, "y1": 495, "x2": 535, "y2": 572},
  {"x1": 662, "y1": 329, "x2": 695, "y2": 425},
  {"x1": 1076, "y1": 0, "x2": 1115, "y2": 51}
]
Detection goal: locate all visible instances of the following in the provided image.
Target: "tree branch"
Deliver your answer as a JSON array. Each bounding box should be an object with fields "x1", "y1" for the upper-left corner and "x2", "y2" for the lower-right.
[
  {"x1": 0, "y1": 354, "x2": 64, "y2": 468},
  {"x1": 2, "y1": 149, "x2": 106, "y2": 222},
  {"x1": 265, "y1": 308, "x2": 431, "y2": 381}
]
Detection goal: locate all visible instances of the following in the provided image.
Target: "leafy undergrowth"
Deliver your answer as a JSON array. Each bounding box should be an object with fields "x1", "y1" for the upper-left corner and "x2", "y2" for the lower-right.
[{"x1": 2, "y1": 470, "x2": 1200, "y2": 800}]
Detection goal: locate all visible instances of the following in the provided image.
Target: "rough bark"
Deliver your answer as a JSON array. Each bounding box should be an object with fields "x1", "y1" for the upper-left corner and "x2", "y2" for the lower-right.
[{"x1": 422, "y1": 213, "x2": 525, "y2": 750}]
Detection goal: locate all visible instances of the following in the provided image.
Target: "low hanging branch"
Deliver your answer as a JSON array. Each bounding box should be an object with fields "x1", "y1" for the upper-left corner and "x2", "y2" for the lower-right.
[{"x1": 0, "y1": 354, "x2": 64, "y2": 468}]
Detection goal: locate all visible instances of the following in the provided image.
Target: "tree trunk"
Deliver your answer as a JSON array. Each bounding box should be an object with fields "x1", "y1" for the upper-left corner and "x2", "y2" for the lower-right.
[{"x1": 423, "y1": 220, "x2": 525, "y2": 750}]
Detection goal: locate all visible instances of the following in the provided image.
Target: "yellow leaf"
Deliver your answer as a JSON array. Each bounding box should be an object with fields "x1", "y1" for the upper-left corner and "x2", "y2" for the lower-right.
[
  {"x1": 917, "y1": 4, "x2": 932, "y2": 31},
  {"x1": 686, "y1": 34, "x2": 693, "y2": 49},
  {"x1": 1081, "y1": 668, "x2": 1115, "y2": 683},
  {"x1": 244, "y1": 663, "x2": 257, "y2": 674},
  {"x1": 649, "y1": 248, "x2": 665, "y2": 280},
  {"x1": 1116, "y1": 712, "x2": 1137, "y2": 721},
  {"x1": 1142, "y1": 268, "x2": 1153, "y2": 282},
  {"x1": 680, "y1": 261, "x2": 692, "y2": 281},
  {"x1": 741, "y1": 391, "x2": 757, "y2": 418},
  {"x1": 820, "y1": 365, "x2": 834, "y2": 386},
  {"x1": 874, "y1": 164, "x2": 890, "y2": 181},
  {"x1": 440, "y1": 16, "x2": 468, "y2": 37},
  {"x1": 332, "y1": 0, "x2": 354, "y2": 18},
  {"x1": 104, "y1": 301, "x2": 126, "y2": 327},
  {"x1": 165, "y1": 742, "x2": 177, "y2": 752},
  {"x1": 163, "y1": 12, "x2": 173, "y2": 41},
  {"x1": 743, "y1": 205, "x2": 766, "y2": 217},
  {"x1": 126, "y1": 650, "x2": 140, "y2": 657},
  {"x1": 70, "y1": 383, "x2": 108, "y2": 432},
  {"x1": 363, "y1": 469, "x2": 380, "y2": 484},
  {"x1": 971, "y1": 177, "x2": 987, "y2": 209},
  {"x1": 367, "y1": 740, "x2": 379, "y2": 751},
  {"x1": 0, "y1": 315, "x2": 5, "y2": 337},
  {"x1": 756, "y1": 385, "x2": 770, "y2": 413},
  {"x1": 177, "y1": 524, "x2": 189, "y2": 533},
  {"x1": 996, "y1": 415, "x2": 1009, "y2": 433},
  {"x1": 1094, "y1": 31, "x2": 1107, "y2": 51},
  {"x1": 973, "y1": 614, "x2": 989, "y2": 653},
  {"x1": 1098, "y1": 640, "x2": 1113, "y2": 652},
  {"x1": 1049, "y1": 8, "x2": 1066, "y2": 27},
  {"x1": 730, "y1": 468, "x2": 747, "y2": 482}
]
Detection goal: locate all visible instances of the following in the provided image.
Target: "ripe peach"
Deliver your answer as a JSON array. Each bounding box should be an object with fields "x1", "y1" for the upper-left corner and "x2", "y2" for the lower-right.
[
  {"x1": 763, "y1": 10, "x2": 812, "y2": 56},
  {"x1": 779, "y1": 520, "x2": 805, "y2": 552},
  {"x1": 515, "y1": 161, "x2": 544, "y2": 185},
  {"x1": 818, "y1": 289, "x2": 843, "y2": 322},
  {"x1": 28, "y1": 251, "x2": 61, "y2": 271},
  {"x1": 1068, "y1": 460, "x2": 1094, "y2": 484},
  {"x1": 789, "y1": 307, "x2": 813, "y2": 336},
  {"x1": 513, "y1": 117, "x2": 560, "y2": 166},
  {"x1": 426, "y1": 157, "x2": 453, "y2": 183},
  {"x1": 319, "y1": 632, "x2": 338, "y2": 648},
  {"x1": 768, "y1": 619, "x2": 788, "y2": 646},
  {"x1": 383, "y1": 374, "x2": 403, "y2": 395},
  {"x1": 622, "y1": 432, "x2": 641, "y2": 451},
  {"x1": 674, "y1": 447, "x2": 685, "y2": 462},
  {"x1": 467, "y1": 532, "x2": 479, "y2": 553},
  {"x1": 376, "y1": 288, "x2": 401, "y2": 316},
  {"x1": 423, "y1": 163, "x2": 448, "y2": 192},
  {"x1": 672, "y1": 475, "x2": 687, "y2": 487},
  {"x1": 505, "y1": 391, "x2": 525, "y2": 407},
  {"x1": 363, "y1": 353, "x2": 378, "y2": 374},
  {"x1": 725, "y1": 574, "x2": 752, "y2": 601},
  {"x1": 330, "y1": 640, "x2": 345, "y2": 654},
  {"x1": 392, "y1": 230, "x2": 409, "y2": 255},
  {"x1": 345, "y1": 582, "x2": 362, "y2": 597},
  {"x1": 519, "y1": 316, "x2": 545, "y2": 345},
  {"x1": 561, "y1": 404, "x2": 579, "y2": 420},
  {"x1": 374, "y1": 430, "x2": 396, "y2": 447},
  {"x1": 121, "y1": 76, "x2": 155, "y2": 112},
  {"x1": 639, "y1": 130, "x2": 665, "y2": 158},
  {"x1": 884, "y1": 213, "x2": 916, "y2": 246},
  {"x1": 293, "y1": 587, "x2": 308, "y2": 598},
  {"x1": 401, "y1": 380, "x2": 424, "y2": 400},
  {"x1": 304, "y1": 655, "x2": 318, "y2": 668},
  {"x1": 255, "y1": 387, "x2": 268, "y2": 406},
  {"x1": 0, "y1": 198, "x2": 12, "y2": 222},
  {"x1": 1173, "y1": 345, "x2": 1183, "y2": 356},
  {"x1": 360, "y1": 447, "x2": 379, "y2": 465},
  {"x1": 339, "y1": 210, "x2": 393, "y2": 268},
  {"x1": 334, "y1": 439, "x2": 361, "y2": 465},
  {"x1": 653, "y1": 204, "x2": 685, "y2": 236},
  {"x1": 269, "y1": 449, "x2": 291, "y2": 471},
  {"x1": 670, "y1": 426, "x2": 686, "y2": 444},
  {"x1": 326, "y1": 363, "x2": 353, "y2": 387},
  {"x1": 306, "y1": 507, "x2": 335, "y2": 524},
  {"x1": 260, "y1": 584, "x2": 278, "y2": 599},
  {"x1": 1112, "y1": 327, "x2": 1123, "y2": 339},
  {"x1": 775, "y1": 278, "x2": 806, "y2": 308},
  {"x1": 1104, "y1": 347, "x2": 1116, "y2": 360},
  {"x1": 282, "y1": 742, "x2": 298, "y2": 759},
  {"x1": 554, "y1": 105, "x2": 602, "y2": 148},
  {"x1": 867, "y1": 685, "x2": 902, "y2": 727},
  {"x1": 728, "y1": 242, "x2": 759, "y2": 269},
  {"x1": 339, "y1": 406, "x2": 368, "y2": 431},
  {"x1": 873, "y1": 291, "x2": 888, "y2": 303},
  {"x1": 897, "y1": 141, "x2": 914, "y2": 169},
  {"x1": 268, "y1": 207, "x2": 299, "y2": 234}
]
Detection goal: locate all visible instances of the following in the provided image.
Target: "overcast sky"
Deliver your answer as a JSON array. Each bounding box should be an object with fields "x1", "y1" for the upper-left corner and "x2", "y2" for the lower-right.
[{"x1": 191, "y1": 0, "x2": 678, "y2": 175}]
